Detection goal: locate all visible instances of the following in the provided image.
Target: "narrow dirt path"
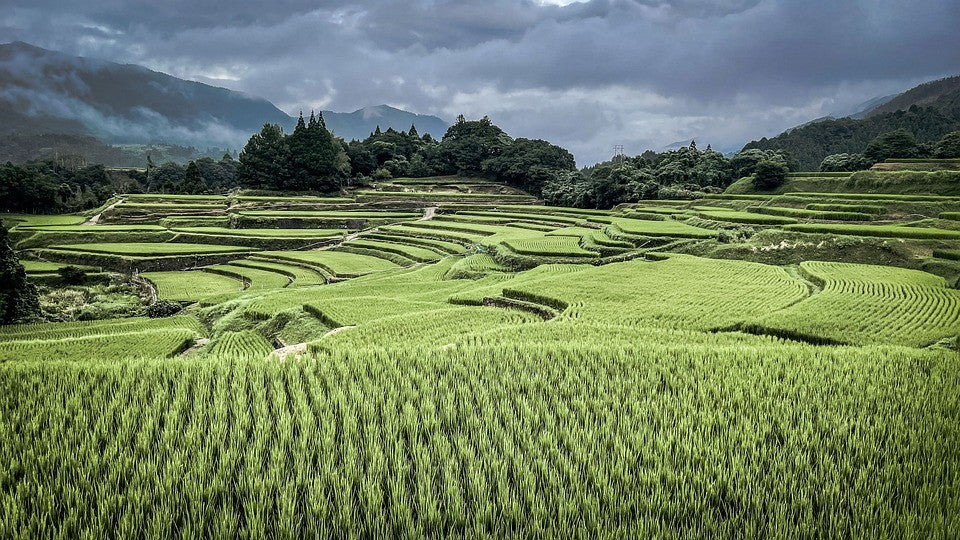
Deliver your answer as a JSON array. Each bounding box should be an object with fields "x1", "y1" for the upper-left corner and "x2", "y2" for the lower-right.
[
  {"x1": 272, "y1": 342, "x2": 309, "y2": 361},
  {"x1": 84, "y1": 198, "x2": 122, "y2": 225},
  {"x1": 322, "y1": 325, "x2": 356, "y2": 338},
  {"x1": 420, "y1": 206, "x2": 438, "y2": 221}
]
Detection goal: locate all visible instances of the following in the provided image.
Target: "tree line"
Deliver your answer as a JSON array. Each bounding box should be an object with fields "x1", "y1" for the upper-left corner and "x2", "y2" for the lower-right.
[{"x1": 744, "y1": 105, "x2": 960, "y2": 169}]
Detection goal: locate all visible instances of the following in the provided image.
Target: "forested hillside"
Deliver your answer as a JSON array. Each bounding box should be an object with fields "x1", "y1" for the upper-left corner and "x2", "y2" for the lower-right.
[{"x1": 744, "y1": 76, "x2": 960, "y2": 169}]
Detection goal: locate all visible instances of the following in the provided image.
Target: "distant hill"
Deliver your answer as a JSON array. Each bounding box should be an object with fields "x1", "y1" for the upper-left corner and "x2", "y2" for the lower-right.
[
  {"x1": 323, "y1": 105, "x2": 449, "y2": 141},
  {"x1": 0, "y1": 41, "x2": 449, "y2": 156},
  {"x1": 0, "y1": 41, "x2": 291, "y2": 148},
  {"x1": 866, "y1": 76, "x2": 960, "y2": 118},
  {"x1": 743, "y1": 76, "x2": 960, "y2": 169}
]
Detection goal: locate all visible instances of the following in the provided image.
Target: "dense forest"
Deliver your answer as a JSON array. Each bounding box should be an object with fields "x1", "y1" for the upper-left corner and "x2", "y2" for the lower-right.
[
  {"x1": 5, "y1": 108, "x2": 960, "y2": 214},
  {"x1": 0, "y1": 112, "x2": 801, "y2": 212}
]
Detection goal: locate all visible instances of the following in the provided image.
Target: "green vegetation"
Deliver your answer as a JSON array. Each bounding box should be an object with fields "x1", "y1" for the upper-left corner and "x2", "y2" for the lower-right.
[
  {"x1": 695, "y1": 209, "x2": 798, "y2": 225},
  {"x1": 784, "y1": 223, "x2": 960, "y2": 239},
  {"x1": 207, "y1": 330, "x2": 274, "y2": 358},
  {"x1": 602, "y1": 217, "x2": 717, "y2": 239},
  {"x1": 747, "y1": 206, "x2": 873, "y2": 221},
  {"x1": 258, "y1": 250, "x2": 399, "y2": 278},
  {"x1": 502, "y1": 235, "x2": 599, "y2": 258},
  {"x1": 143, "y1": 271, "x2": 243, "y2": 302},
  {"x1": 5, "y1": 168, "x2": 960, "y2": 537},
  {"x1": 805, "y1": 203, "x2": 885, "y2": 214},
  {"x1": 744, "y1": 261, "x2": 960, "y2": 345},
  {"x1": 0, "y1": 224, "x2": 40, "y2": 324},
  {"x1": 47, "y1": 242, "x2": 253, "y2": 256}
]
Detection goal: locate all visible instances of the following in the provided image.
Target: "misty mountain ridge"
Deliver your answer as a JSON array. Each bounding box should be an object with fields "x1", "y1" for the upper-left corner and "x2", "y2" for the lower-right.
[{"x1": 0, "y1": 41, "x2": 448, "y2": 152}]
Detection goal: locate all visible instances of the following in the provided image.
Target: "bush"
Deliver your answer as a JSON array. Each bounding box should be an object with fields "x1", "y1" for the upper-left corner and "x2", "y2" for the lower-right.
[
  {"x1": 57, "y1": 266, "x2": 88, "y2": 285},
  {"x1": 820, "y1": 153, "x2": 872, "y2": 172},
  {"x1": 751, "y1": 160, "x2": 789, "y2": 190},
  {"x1": 371, "y1": 168, "x2": 393, "y2": 181},
  {"x1": 146, "y1": 300, "x2": 183, "y2": 318}
]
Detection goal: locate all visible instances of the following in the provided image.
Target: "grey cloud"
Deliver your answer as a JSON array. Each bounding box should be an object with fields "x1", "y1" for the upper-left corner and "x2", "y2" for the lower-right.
[{"x1": 3, "y1": 0, "x2": 960, "y2": 164}]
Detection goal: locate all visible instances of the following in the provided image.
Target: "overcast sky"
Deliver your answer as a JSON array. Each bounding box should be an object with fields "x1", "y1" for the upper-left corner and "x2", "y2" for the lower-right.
[{"x1": 4, "y1": 0, "x2": 960, "y2": 164}]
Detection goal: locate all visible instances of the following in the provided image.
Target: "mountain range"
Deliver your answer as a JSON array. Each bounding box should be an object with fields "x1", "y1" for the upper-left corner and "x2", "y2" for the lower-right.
[{"x1": 0, "y1": 41, "x2": 448, "y2": 154}]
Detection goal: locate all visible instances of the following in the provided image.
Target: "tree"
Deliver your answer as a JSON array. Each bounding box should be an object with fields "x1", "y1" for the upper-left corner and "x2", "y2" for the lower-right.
[
  {"x1": 480, "y1": 138, "x2": 576, "y2": 195},
  {"x1": 864, "y1": 129, "x2": 922, "y2": 162},
  {"x1": 752, "y1": 159, "x2": 789, "y2": 190},
  {"x1": 147, "y1": 162, "x2": 185, "y2": 193},
  {"x1": 179, "y1": 161, "x2": 207, "y2": 194},
  {"x1": 0, "y1": 224, "x2": 40, "y2": 324},
  {"x1": 820, "y1": 153, "x2": 872, "y2": 172},
  {"x1": 286, "y1": 112, "x2": 347, "y2": 192},
  {"x1": 237, "y1": 123, "x2": 290, "y2": 190},
  {"x1": 731, "y1": 149, "x2": 793, "y2": 178},
  {"x1": 935, "y1": 131, "x2": 960, "y2": 158},
  {"x1": 57, "y1": 266, "x2": 87, "y2": 285},
  {"x1": 440, "y1": 116, "x2": 512, "y2": 175}
]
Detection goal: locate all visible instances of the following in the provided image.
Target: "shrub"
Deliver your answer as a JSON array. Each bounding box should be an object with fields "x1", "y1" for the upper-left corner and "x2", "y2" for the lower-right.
[
  {"x1": 371, "y1": 168, "x2": 393, "y2": 181},
  {"x1": 57, "y1": 266, "x2": 88, "y2": 285},
  {"x1": 146, "y1": 300, "x2": 183, "y2": 318},
  {"x1": 751, "y1": 160, "x2": 788, "y2": 190}
]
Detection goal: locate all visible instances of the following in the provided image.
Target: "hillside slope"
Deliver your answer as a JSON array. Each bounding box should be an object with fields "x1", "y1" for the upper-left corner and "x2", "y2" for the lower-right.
[
  {"x1": 0, "y1": 42, "x2": 449, "y2": 150},
  {"x1": 743, "y1": 76, "x2": 960, "y2": 169}
]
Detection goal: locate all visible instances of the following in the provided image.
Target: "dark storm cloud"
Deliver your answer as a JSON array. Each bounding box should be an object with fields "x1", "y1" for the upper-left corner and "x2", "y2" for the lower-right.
[{"x1": 4, "y1": 0, "x2": 960, "y2": 164}]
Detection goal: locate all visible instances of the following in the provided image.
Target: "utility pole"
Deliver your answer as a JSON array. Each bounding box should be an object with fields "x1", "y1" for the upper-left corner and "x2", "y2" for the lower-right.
[{"x1": 612, "y1": 145, "x2": 625, "y2": 170}]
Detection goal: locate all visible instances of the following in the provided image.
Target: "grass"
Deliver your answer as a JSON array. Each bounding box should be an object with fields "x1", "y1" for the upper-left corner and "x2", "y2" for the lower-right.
[
  {"x1": 744, "y1": 261, "x2": 960, "y2": 346},
  {"x1": 257, "y1": 250, "x2": 399, "y2": 278},
  {"x1": 806, "y1": 203, "x2": 886, "y2": 214},
  {"x1": 172, "y1": 227, "x2": 346, "y2": 238},
  {"x1": 6, "y1": 198, "x2": 960, "y2": 537},
  {"x1": 356, "y1": 190, "x2": 536, "y2": 201},
  {"x1": 142, "y1": 271, "x2": 244, "y2": 301},
  {"x1": 725, "y1": 170, "x2": 960, "y2": 196},
  {"x1": 746, "y1": 206, "x2": 872, "y2": 221},
  {"x1": 20, "y1": 260, "x2": 95, "y2": 274},
  {"x1": 695, "y1": 209, "x2": 798, "y2": 225},
  {"x1": 501, "y1": 235, "x2": 600, "y2": 258},
  {"x1": 206, "y1": 330, "x2": 275, "y2": 358},
  {"x1": 2, "y1": 214, "x2": 88, "y2": 227},
  {"x1": 227, "y1": 259, "x2": 328, "y2": 287},
  {"x1": 601, "y1": 217, "x2": 717, "y2": 239},
  {"x1": 236, "y1": 211, "x2": 418, "y2": 219},
  {"x1": 343, "y1": 239, "x2": 444, "y2": 262},
  {"x1": 783, "y1": 223, "x2": 960, "y2": 239},
  {"x1": 47, "y1": 243, "x2": 253, "y2": 256}
]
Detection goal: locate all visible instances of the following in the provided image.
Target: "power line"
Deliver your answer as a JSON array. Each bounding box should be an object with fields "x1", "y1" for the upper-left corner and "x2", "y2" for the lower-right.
[{"x1": 612, "y1": 145, "x2": 625, "y2": 170}]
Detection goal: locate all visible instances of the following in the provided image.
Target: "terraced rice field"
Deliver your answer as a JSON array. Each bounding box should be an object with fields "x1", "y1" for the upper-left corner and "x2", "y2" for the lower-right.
[
  {"x1": 172, "y1": 227, "x2": 347, "y2": 238},
  {"x1": 228, "y1": 259, "x2": 328, "y2": 287},
  {"x1": 207, "y1": 330, "x2": 275, "y2": 358},
  {"x1": 501, "y1": 235, "x2": 599, "y2": 257},
  {"x1": 342, "y1": 239, "x2": 444, "y2": 262},
  {"x1": 206, "y1": 264, "x2": 292, "y2": 290},
  {"x1": 0, "y1": 316, "x2": 203, "y2": 362},
  {"x1": 4, "y1": 184, "x2": 960, "y2": 536},
  {"x1": 783, "y1": 223, "x2": 960, "y2": 239},
  {"x1": 747, "y1": 206, "x2": 873, "y2": 221},
  {"x1": 602, "y1": 217, "x2": 717, "y2": 239},
  {"x1": 258, "y1": 250, "x2": 399, "y2": 277},
  {"x1": 143, "y1": 271, "x2": 244, "y2": 301},
  {"x1": 48, "y1": 242, "x2": 253, "y2": 256},
  {"x1": 745, "y1": 261, "x2": 960, "y2": 346},
  {"x1": 695, "y1": 209, "x2": 798, "y2": 225}
]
